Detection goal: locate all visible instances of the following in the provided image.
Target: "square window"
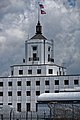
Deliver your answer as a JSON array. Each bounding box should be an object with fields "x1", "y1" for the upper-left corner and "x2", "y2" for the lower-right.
[
  {"x1": 36, "y1": 91, "x2": 40, "y2": 96},
  {"x1": 36, "y1": 81, "x2": 40, "y2": 86},
  {"x1": 26, "y1": 91, "x2": 31, "y2": 96},
  {"x1": 64, "y1": 80, "x2": 69, "y2": 85},
  {"x1": 17, "y1": 81, "x2": 21, "y2": 86},
  {"x1": 55, "y1": 90, "x2": 59, "y2": 93},
  {"x1": 33, "y1": 46, "x2": 37, "y2": 51},
  {"x1": 8, "y1": 91, "x2": 12, "y2": 96},
  {"x1": 74, "y1": 80, "x2": 79, "y2": 85},
  {"x1": 17, "y1": 91, "x2": 21, "y2": 96},
  {"x1": 45, "y1": 80, "x2": 49, "y2": 85},
  {"x1": 19, "y1": 70, "x2": 23, "y2": 75},
  {"x1": 26, "y1": 81, "x2": 31, "y2": 86},
  {"x1": 28, "y1": 70, "x2": 32, "y2": 74},
  {"x1": 55, "y1": 80, "x2": 59, "y2": 85},
  {"x1": 8, "y1": 82, "x2": 12, "y2": 86},
  {"x1": 37, "y1": 69, "x2": 41, "y2": 74},
  {"x1": 0, "y1": 92, "x2": 3, "y2": 96},
  {"x1": 0, "y1": 82, "x2": 3, "y2": 87},
  {"x1": 48, "y1": 69, "x2": 53, "y2": 74}
]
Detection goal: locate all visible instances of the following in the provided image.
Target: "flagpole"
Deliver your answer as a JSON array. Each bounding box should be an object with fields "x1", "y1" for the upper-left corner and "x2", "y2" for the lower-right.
[{"x1": 38, "y1": 2, "x2": 40, "y2": 22}]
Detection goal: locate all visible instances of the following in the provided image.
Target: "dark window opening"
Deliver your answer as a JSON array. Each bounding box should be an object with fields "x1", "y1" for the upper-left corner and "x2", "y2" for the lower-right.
[
  {"x1": 27, "y1": 81, "x2": 31, "y2": 86},
  {"x1": 45, "y1": 80, "x2": 49, "y2": 85},
  {"x1": 37, "y1": 69, "x2": 41, "y2": 74},
  {"x1": 11, "y1": 70, "x2": 13, "y2": 75},
  {"x1": 48, "y1": 46, "x2": 51, "y2": 51},
  {"x1": 17, "y1": 103, "x2": 21, "y2": 112},
  {"x1": 8, "y1": 91, "x2": 12, "y2": 96},
  {"x1": 36, "y1": 81, "x2": 40, "y2": 86},
  {"x1": 33, "y1": 46, "x2": 37, "y2": 51},
  {"x1": 55, "y1": 90, "x2": 59, "y2": 93},
  {"x1": 64, "y1": 80, "x2": 69, "y2": 85},
  {"x1": 74, "y1": 80, "x2": 79, "y2": 85},
  {"x1": 45, "y1": 91, "x2": 49, "y2": 93},
  {"x1": 0, "y1": 82, "x2": 3, "y2": 87},
  {"x1": 19, "y1": 70, "x2": 23, "y2": 75},
  {"x1": 36, "y1": 91, "x2": 40, "y2": 96},
  {"x1": 17, "y1": 81, "x2": 21, "y2": 86},
  {"x1": 8, "y1": 82, "x2": 12, "y2": 86},
  {"x1": 26, "y1": 103, "x2": 30, "y2": 112},
  {"x1": 8, "y1": 103, "x2": 12, "y2": 105},
  {"x1": 26, "y1": 91, "x2": 31, "y2": 96},
  {"x1": 28, "y1": 70, "x2": 32, "y2": 74},
  {"x1": 0, "y1": 92, "x2": 3, "y2": 96},
  {"x1": 55, "y1": 80, "x2": 59, "y2": 85},
  {"x1": 17, "y1": 91, "x2": 21, "y2": 96},
  {"x1": 48, "y1": 69, "x2": 53, "y2": 74}
]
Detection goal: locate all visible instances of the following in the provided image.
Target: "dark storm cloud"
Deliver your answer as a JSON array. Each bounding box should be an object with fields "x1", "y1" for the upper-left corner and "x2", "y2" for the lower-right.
[{"x1": 0, "y1": 0, "x2": 80, "y2": 76}]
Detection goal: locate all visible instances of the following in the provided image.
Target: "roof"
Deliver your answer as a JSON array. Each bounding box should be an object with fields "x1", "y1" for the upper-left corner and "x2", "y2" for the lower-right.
[
  {"x1": 37, "y1": 92, "x2": 80, "y2": 102},
  {"x1": 30, "y1": 34, "x2": 47, "y2": 40}
]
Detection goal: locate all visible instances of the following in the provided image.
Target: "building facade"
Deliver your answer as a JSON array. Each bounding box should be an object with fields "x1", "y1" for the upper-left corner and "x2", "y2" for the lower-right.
[{"x1": 0, "y1": 21, "x2": 80, "y2": 112}]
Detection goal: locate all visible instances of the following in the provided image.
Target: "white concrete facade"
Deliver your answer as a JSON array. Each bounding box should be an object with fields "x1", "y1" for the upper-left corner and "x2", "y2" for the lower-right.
[{"x1": 0, "y1": 21, "x2": 80, "y2": 112}]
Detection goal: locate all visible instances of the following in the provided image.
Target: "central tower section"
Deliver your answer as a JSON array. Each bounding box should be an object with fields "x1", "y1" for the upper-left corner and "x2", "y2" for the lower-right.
[{"x1": 25, "y1": 21, "x2": 54, "y2": 65}]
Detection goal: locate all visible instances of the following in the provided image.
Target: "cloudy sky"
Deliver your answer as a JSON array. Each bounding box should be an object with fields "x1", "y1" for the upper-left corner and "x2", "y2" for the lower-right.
[{"x1": 0, "y1": 0, "x2": 80, "y2": 76}]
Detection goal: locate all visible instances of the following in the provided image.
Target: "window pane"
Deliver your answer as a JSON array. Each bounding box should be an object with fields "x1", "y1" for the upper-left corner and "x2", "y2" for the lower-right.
[
  {"x1": 26, "y1": 91, "x2": 31, "y2": 96},
  {"x1": 17, "y1": 81, "x2": 21, "y2": 86},
  {"x1": 17, "y1": 103, "x2": 21, "y2": 112},
  {"x1": 0, "y1": 82, "x2": 3, "y2": 87},
  {"x1": 48, "y1": 69, "x2": 53, "y2": 74},
  {"x1": 19, "y1": 70, "x2": 23, "y2": 75},
  {"x1": 33, "y1": 46, "x2": 37, "y2": 51},
  {"x1": 28, "y1": 70, "x2": 32, "y2": 74},
  {"x1": 26, "y1": 103, "x2": 30, "y2": 112},
  {"x1": 64, "y1": 80, "x2": 69, "y2": 85},
  {"x1": 36, "y1": 91, "x2": 40, "y2": 96},
  {"x1": 55, "y1": 80, "x2": 59, "y2": 85},
  {"x1": 26, "y1": 81, "x2": 31, "y2": 86},
  {"x1": 17, "y1": 91, "x2": 21, "y2": 96},
  {"x1": 45, "y1": 80, "x2": 49, "y2": 85},
  {"x1": 8, "y1": 91, "x2": 12, "y2": 96},
  {"x1": 36, "y1": 81, "x2": 40, "y2": 86},
  {"x1": 0, "y1": 92, "x2": 3, "y2": 96},
  {"x1": 8, "y1": 82, "x2": 12, "y2": 86},
  {"x1": 37, "y1": 69, "x2": 41, "y2": 74},
  {"x1": 74, "y1": 80, "x2": 79, "y2": 85}
]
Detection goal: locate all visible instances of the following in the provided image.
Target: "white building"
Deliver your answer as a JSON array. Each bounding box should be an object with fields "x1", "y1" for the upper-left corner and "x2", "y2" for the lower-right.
[{"x1": 0, "y1": 20, "x2": 80, "y2": 112}]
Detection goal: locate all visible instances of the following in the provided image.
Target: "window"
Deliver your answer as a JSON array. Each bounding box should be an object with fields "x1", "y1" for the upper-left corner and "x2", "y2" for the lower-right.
[
  {"x1": 36, "y1": 81, "x2": 40, "y2": 86},
  {"x1": 8, "y1": 91, "x2": 12, "y2": 96},
  {"x1": 55, "y1": 80, "x2": 59, "y2": 85},
  {"x1": 26, "y1": 81, "x2": 31, "y2": 86},
  {"x1": 0, "y1": 103, "x2": 3, "y2": 105},
  {"x1": 0, "y1": 82, "x2": 3, "y2": 87},
  {"x1": 26, "y1": 103, "x2": 30, "y2": 112},
  {"x1": 8, "y1": 82, "x2": 12, "y2": 86},
  {"x1": 19, "y1": 70, "x2": 23, "y2": 75},
  {"x1": 64, "y1": 80, "x2": 69, "y2": 85},
  {"x1": 55, "y1": 90, "x2": 59, "y2": 93},
  {"x1": 45, "y1": 80, "x2": 49, "y2": 85},
  {"x1": 28, "y1": 70, "x2": 32, "y2": 74},
  {"x1": 0, "y1": 92, "x2": 3, "y2": 96},
  {"x1": 33, "y1": 46, "x2": 37, "y2": 51},
  {"x1": 11, "y1": 70, "x2": 13, "y2": 75},
  {"x1": 8, "y1": 103, "x2": 12, "y2": 105},
  {"x1": 48, "y1": 69, "x2": 53, "y2": 74},
  {"x1": 48, "y1": 46, "x2": 51, "y2": 51},
  {"x1": 37, "y1": 69, "x2": 41, "y2": 74},
  {"x1": 36, "y1": 91, "x2": 40, "y2": 96},
  {"x1": 74, "y1": 79, "x2": 79, "y2": 85},
  {"x1": 17, "y1": 103, "x2": 21, "y2": 112},
  {"x1": 17, "y1": 81, "x2": 21, "y2": 86},
  {"x1": 33, "y1": 53, "x2": 37, "y2": 61},
  {"x1": 45, "y1": 91, "x2": 49, "y2": 93},
  {"x1": 17, "y1": 91, "x2": 21, "y2": 96},
  {"x1": 26, "y1": 91, "x2": 31, "y2": 96}
]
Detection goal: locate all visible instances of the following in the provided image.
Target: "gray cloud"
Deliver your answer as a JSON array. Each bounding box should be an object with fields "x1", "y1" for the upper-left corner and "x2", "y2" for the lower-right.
[{"x1": 0, "y1": 0, "x2": 80, "y2": 76}]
